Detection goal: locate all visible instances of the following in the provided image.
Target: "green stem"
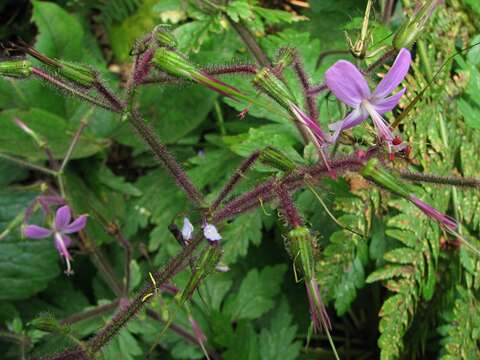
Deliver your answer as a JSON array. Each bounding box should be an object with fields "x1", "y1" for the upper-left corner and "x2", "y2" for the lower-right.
[
  {"x1": 0, "y1": 152, "x2": 57, "y2": 176},
  {"x1": 417, "y1": 40, "x2": 434, "y2": 82},
  {"x1": 213, "y1": 100, "x2": 226, "y2": 136}
]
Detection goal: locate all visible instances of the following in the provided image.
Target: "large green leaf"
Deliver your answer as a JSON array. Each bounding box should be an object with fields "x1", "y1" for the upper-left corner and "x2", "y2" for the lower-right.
[
  {"x1": 32, "y1": 1, "x2": 84, "y2": 61},
  {"x1": 0, "y1": 108, "x2": 108, "y2": 160},
  {"x1": 223, "y1": 264, "x2": 286, "y2": 320},
  {"x1": 0, "y1": 239, "x2": 60, "y2": 300}
]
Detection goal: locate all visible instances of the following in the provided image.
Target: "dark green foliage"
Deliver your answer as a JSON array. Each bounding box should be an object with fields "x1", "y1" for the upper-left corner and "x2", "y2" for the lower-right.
[{"x1": 1, "y1": 1, "x2": 480, "y2": 359}]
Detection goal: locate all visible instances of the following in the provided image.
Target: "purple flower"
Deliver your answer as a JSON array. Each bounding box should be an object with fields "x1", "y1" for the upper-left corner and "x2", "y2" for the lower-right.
[
  {"x1": 408, "y1": 195, "x2": 457, "y2": 230},
  {"x1": 325, "y1": 48, "x2": 412, "y2": 154},
  {"x1": 23, "y1": 205, "x2": 88, "y2": 275}
]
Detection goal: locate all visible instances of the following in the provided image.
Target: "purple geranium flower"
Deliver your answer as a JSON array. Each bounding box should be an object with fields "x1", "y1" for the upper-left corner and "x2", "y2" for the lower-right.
[
  {"x1": 23, "y1": 205, "x2": 87, "y2": 275},
  {"x1": 325, "y1": 48, "x2": 412, "y2": 154}
]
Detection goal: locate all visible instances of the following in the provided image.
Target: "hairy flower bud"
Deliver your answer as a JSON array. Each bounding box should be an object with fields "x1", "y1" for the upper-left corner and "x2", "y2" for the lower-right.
[
  {"x1": 253, "y1": 67, "x2": 295, "y2": 109},
  {"x1": 260, "y1": 146, "x2": 296, "y2": 173},
  {"x1": 30, "y1": 313, "x2": 69, "y2": 334},
  {"x1": 274, "y1": 47, "x2": 296, "y2": 73},
  {"x1": 287, "y1": 227, "x2": 316, "y2": 279},
  {"x1": 153, "y1": 25, "x2": 177, "y2": 48},
  {"x1": 57, "y1": 60, "x2": 97, "y2": 88},
  {"x1": 393, "y1": 0, "x2": 443, "y2": 49},
  {"x1": 153, "y1": 48, "x2": 248, "y2": 101},
  {"x1": 0, "y1": 59, "x2": 32, "y2": 78}
]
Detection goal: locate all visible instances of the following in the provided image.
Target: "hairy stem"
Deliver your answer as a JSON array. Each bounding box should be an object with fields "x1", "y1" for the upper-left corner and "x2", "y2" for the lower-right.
[
  {"x1": 60, "y1": 300, "x2": 120, "y2": 326},
  {"x1": 227, "y1": 18, "x2": 270, "y2": 67},
  {"x1": 31, "y1": 68, "x2": 119, "y2": 112},
  {"x1": 398, "y1": 170, "x2": 480, "y2": 188},
  {"x1": 210, "y1": 151, "x2": 260, "y2": 212},
  {"x1": 128, "y1": 109, "x2": 205, "y2": 207}
]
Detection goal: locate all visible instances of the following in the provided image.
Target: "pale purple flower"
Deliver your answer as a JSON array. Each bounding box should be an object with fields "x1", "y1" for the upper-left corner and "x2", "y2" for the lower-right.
[
  {"x1": 203, "y1": 223, "x2": 221, "y2": 242},
  {"x1": 408, "y1": 195, "x2": 457, "y2": 230},
  {"x1": 325, "y1": 48, "x2": 412, "y2": 154},
  {"x1": 181, "y1": 217, "x2": 194, "y2": 241},
  {"x1": 23, "y1": 205, "x2": 88, "y2": 275}
]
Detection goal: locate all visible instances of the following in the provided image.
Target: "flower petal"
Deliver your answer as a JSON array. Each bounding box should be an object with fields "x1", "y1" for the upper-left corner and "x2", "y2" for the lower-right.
[
  {"x1": 55, "y1": 205, "x2": 71, "y2": 231},
  {"x1": 23, "y1": 225, "x2": 52, "y2": 239},
  {"x1": 181, "y1": 217, "x2": 194, "y2": 241},
  {"x1": 328, "y1": 107, "x2": 369, "y2": 143},
  {"x1": 290, "y1": 104, "x2": 330, "y2": 144},
  {"x1": 325, "y1": 60, "x2": 370, "y2": 107},
  {"x1": 373, "y1": 48, "x2": 411, "y2": 98},
  {"x1": 371, "y1": 114, "x2": 394, "y2": 142},
  {"x1": 54, "y1": 233, "x2": 73, "y2": 259},
  {"x1": 371, "y1": 88, "x2": 406, "y2": 114},
  {"x1": 203, "y1": 223, "x2": 221, "y2": 242},
  {"x1": 62, "y1": 215, "x2": 88, "y2": 234}
]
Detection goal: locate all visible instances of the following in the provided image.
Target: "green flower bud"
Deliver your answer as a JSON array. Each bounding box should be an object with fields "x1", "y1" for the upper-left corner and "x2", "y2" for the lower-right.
[
  {"x1": 30, "y1": 313, "x2": 69, "y2": 334},
  {"x1": 252, "y1": 67, "x2": 295, "y2": 110},
  {"x1": 274, "y1": 47, "x2": 296, "y2": 72},
  {"x1": 153, "y1": 25, "x2": 177, "y2": 48},
  {"x1": 178, "y1": 244, "x2": 222, "y2": 304},
  {"x1": 287, "y1": 227, "x2": 317, "y2": 280},
  {"x1": 361, "y1": 158, "x2": 411, "y2": 198},
  {"x1": 393, "y1": 0, "x2": 442, "y2": 50},
  {"x1": 0, "y1": 59, "x2": 32, "y2": 78},
  {"x1": 57, "y1": 61, "x2": 97, "y2": 88},
  {"x1": 260, "y1": 146, "x2": 296, "y2": 173},
  {"x1": 153, "y1": 48, "x2": 249, "y2": 101}
]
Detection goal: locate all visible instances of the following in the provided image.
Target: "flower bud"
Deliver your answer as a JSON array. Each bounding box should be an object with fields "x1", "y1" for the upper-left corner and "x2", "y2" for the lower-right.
[
  {"x1": 0, "y1": 59, "x2": 32, "y2": 78},
  {"x1": 178, "y1": 244, "x2": 222, "y2": 304},
  {"x1": 30, "y1": 313, "x2": 68, "y2": 334},
  {"x1": 260, "y1": 146, "x2": 296, "y2": 173},
  {"x1": 153, "y1": 48, "x2": 248, "y2": 101},
  {"x1": 253, "y1": 67, "x2": 295, "y2": 110},
  {"x1": 361, "y1": 158, "x2": 412, "y2": 198},
  {"x1": 57, "y1": 61, "x2": 97, "y2": 88},
  {"x1": 274, "y1": 47, "x2": 296, "y2": 73},
  {"x1": 153, "y1": 25, "x2": 177, "y2": 48},
  {"x1": 393, "y1": 0, "x2": 443, "y2": 50},
  {"x1": 287, "y1": 227, "x2": 316, "y2": 280}
]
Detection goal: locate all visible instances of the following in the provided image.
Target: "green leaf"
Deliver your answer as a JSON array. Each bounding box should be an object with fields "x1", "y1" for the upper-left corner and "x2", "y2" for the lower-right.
[
  {"x1": 0, "y1": 108, "x2": 107, "y2": 161},
  {"x1": 223, "y1": 265, "x2": 286, "y2": 320},
  {"x1": 0, "y1": 240, "x2": 60, "y2": 300},
  {"x1": 259, "y1": 299, "x2": 301, "y2": 360},
  {"x1": 366, "y1": 265, "x2": 414, "y2": 283},
  {"x1": 0, "y1": 188, "x2": 38, "y2": 241},
  {"x1": 222, "y1": 210, "x2": 263, "y2": 264},
  {"x1": 226, "y1": 1, "x2": 253, "y2": 22},
  {"x1": 32, "y1": 1, "x2": 84, "y2": 60},
  {"x1": 102, "y1": 326, "x2": 143, "y2": 360},
  {"x1": 96, "y1": 167, "x2": 142, "y2": 197},
  {"x1": 223, "y1": 321, "x2": 260, "y2": 360}
]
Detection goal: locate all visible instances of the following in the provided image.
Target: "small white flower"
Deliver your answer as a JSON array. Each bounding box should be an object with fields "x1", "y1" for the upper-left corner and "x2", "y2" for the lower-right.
[
  {"x1": 181, "y1": 217, "x2": 194, "y2": 241},
  {"x1": 203, "y1": 223, "x2": 221, "y2": 241}
]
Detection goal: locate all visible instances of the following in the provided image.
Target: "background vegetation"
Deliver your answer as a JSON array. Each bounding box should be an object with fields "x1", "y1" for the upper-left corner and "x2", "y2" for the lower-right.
[{"x1": 0, "y1": 0, "x2": 480, "y2": 359}]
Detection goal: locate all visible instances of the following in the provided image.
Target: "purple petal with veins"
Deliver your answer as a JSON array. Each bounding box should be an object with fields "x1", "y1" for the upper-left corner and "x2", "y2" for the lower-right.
[
  {"x1": 62, "y1": 215, "x2": 88, "y2": 234},
  {"x1": 373, "y1": 48, "x2": 412, "y2": 98},
  {"x1": 325, "y1": 60, "x2": 370, "y2": 107},
  {"x1": 24, "y1": 225, "x2": 53, "y2": 239},
  {"x1": 371, "y1": 88, "x2": 406, "y2": 114},
  {"x1": 55, "y1": 205, "x2": 72, "y2": 231}
]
